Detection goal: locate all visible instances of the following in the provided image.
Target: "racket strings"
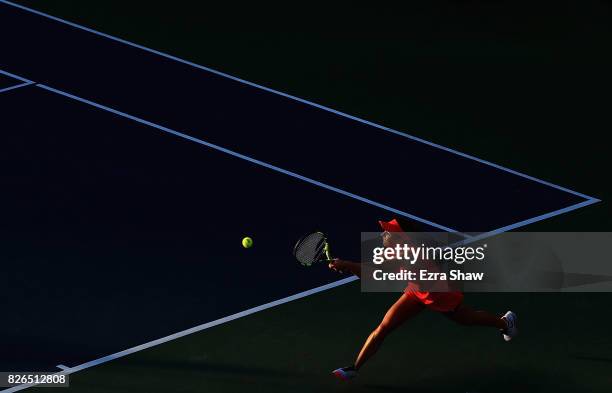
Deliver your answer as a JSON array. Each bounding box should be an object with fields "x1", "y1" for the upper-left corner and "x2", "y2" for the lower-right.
[{"x1": 294, "y1": 232, "x2": 327, "y2": 266}]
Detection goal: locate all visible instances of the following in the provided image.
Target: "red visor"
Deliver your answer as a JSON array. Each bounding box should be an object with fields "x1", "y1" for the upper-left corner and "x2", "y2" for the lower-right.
[{"x1": 378, "y1": 218, "x2": 404, "y2": 233}]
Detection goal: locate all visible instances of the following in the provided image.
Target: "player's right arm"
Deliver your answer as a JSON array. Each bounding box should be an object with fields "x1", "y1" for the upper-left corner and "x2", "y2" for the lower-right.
[{"x1": 328, "y1": 259, "x2": 362, "y2": 278}]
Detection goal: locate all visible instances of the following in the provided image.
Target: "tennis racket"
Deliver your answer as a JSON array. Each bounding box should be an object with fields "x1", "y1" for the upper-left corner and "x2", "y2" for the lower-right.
[{"x1": 293, "y1": 231, "x2": 332, "y2": 266}]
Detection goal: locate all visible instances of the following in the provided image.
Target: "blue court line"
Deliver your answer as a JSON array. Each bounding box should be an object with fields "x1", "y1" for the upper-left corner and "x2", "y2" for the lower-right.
[
  {"x1": 0, "y1": 79, "x2": 602, "y2": 393},
  {"x1": 467, "y1": 198, "x2": 600, "y2": 243},
  {"x1": 0, "y1": 81, "x2": 34, "y2": 94},
  {"x1": 35, "y1": 83, "x2": 462, "y2": 234},
  {"x1": 1, "y1": 66, "x2": 600, "y2": 234},
  {"x1": 34, "y1": 83, "x2": 602, "y2": 237},
  {"x1": 0, "y1": 67, "x2": 33, "y2": 83},
  {"x1": 0, "y1": 0, "x2": 599, "y2": 203},
  {"x1": 0, "y1": 204, "x2": 603, "y2": 392},
  {"x1": 0, "y1": 276, "x2": 360, "y2": 393}
]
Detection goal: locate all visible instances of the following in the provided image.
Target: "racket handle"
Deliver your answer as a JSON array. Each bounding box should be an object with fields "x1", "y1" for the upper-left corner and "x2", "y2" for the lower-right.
[{"x1": 324, "y1": 242, "x2": 332, "y2": 261}]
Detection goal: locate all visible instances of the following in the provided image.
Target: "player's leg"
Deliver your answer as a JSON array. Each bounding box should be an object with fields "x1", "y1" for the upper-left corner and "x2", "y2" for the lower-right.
[
  {"x1": 364, "y1": 293, "x2": 425, "y2": 363},
  {"x1": 445, "y1": 304, "x2": 518, "y2": 340},
  {"x1": 355, "y1": 292, "x2": 424, "y2": 369},
  {"x1": 333, "y1": 292, "x2": 424, "y2": 380},
  {"x1": 446, "y1": 303, "x2": 506, "y2": 329}
]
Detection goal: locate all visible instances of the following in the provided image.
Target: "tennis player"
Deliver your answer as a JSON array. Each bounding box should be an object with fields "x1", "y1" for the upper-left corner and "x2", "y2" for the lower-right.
[{"x1": 329, "y1": 218, "x2": 518, "y2": 381}]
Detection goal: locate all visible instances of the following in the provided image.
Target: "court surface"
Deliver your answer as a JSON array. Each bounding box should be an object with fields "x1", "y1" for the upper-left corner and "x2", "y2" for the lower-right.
[{"x1": 0, "y1": 1, "x2": 603, "y2": 392}]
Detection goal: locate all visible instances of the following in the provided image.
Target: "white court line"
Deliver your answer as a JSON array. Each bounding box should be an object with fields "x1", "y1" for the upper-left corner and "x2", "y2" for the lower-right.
[{"x1": 0, "y1": 276, "x2": 358, "y2": 392}]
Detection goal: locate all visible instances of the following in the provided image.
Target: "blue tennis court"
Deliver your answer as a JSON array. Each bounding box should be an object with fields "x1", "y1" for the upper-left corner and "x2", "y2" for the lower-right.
[{"x1": 0, "y1": 0, "x2": 599, "y2": 384}]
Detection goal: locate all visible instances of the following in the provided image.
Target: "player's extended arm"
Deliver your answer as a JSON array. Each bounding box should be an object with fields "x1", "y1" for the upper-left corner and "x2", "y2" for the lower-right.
[
  {"x1": 329, "y1": 257, "x2": 400, "y2": 279},
  {"x1": 328, "y1": 259, "x2": 362, "y2": 278}
]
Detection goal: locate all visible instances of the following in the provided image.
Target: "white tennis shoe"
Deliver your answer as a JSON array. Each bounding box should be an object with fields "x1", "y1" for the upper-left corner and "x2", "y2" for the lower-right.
[
  {"x1": 501, "y1": 311, "x2": 518, "y2": 341},
  {"x1": 332, "y1": 366, "x2": 358, "y2": 381}
]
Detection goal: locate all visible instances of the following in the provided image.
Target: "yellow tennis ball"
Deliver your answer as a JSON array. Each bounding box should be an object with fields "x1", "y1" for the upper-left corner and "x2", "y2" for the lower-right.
[{"x1": 242, "y1": 237, "x2": 253, "y2": 248}]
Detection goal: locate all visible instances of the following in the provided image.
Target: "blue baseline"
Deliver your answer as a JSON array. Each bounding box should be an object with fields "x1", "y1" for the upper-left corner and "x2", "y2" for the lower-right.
[
  {"x1": 0, "y1": 81, "x2": 34, "y2": 94},
  {"x1": 35, "y1": 83, "x2": 462, "y2": 234},
  {"x1": 0, "y1": 0, "x2": 600, "y2": 203}
]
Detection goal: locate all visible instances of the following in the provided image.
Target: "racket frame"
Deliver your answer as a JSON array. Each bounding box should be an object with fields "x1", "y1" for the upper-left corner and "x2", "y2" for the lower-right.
[{"x1": 293, "y1": 231, "x2": 332, "y2": 267}]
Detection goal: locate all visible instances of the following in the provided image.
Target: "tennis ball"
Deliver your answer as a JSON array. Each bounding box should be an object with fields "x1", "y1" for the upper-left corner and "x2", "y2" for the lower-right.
[{"x1": 242, "y1": 237, "x2": 253, "y2": 248}]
